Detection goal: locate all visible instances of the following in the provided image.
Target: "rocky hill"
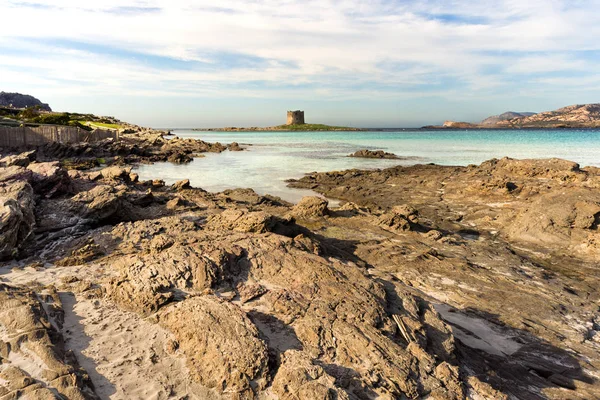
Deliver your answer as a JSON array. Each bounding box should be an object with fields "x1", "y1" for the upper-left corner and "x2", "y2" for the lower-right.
[
  {"x1": 481, "y1": 111, "x2": 536, "y2": 126},
  {"x1": 495, "y1": 103, "x2": 600, "y2": 128},
  {"x1": 0, "y1": 91, "x2": 52, "y2": 111},
  {"x1": 437, "y1": 103, "x2": 600, "y2": 129}
]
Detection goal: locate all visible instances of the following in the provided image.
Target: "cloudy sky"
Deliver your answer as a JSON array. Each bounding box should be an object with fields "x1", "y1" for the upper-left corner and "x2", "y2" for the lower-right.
[{"x1": 1, "y1": 0, "x2": 599, "y2": 128}]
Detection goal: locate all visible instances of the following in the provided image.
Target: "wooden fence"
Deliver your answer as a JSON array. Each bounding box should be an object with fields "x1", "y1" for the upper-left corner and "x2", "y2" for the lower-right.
[{"x1": 0, "y1": 125, "x2": 119, "y2": 148}]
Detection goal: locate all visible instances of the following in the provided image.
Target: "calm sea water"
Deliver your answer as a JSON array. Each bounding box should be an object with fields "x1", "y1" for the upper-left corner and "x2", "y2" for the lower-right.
[{"x1": 135, "y1": 129, "x2": 600, "y2": 202}]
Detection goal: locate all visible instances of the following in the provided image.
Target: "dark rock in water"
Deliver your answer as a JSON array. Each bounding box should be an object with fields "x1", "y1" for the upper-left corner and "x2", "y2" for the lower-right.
[
  {"x1": 0, "y1": 91, "x2": 52, "y2": 111},
  {"x1": 167, "y1": 151, "x2": 193, "y2": 164},
  {"x1": 349, "y1": 149, "x2": 400, "y2": 159},
  {"x1": 228, "y1": 142, "x2": 243, "y2": 151}
]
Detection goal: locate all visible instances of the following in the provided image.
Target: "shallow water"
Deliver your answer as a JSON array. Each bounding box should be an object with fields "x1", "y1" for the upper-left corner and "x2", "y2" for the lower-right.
[{"x1": 135, "y1": 129, "x2": 600, "y2": 202}]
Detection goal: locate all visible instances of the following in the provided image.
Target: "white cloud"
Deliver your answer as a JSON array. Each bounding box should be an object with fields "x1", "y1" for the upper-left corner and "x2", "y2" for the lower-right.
[{"x1": 1, "y1": 0, "x2": 599, "y2": 124}]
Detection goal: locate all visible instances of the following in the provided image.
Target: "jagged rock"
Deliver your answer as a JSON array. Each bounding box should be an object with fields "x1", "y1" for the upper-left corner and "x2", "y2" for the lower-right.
[
  {"x1": 507, "y1": 189, "x2": 600, "y2": 251},
  {"x1": 271, "y1": 351, "x2": 351, "y2": 399},
  {"x1": 205, "y1": 209, "x2": 290, "y2": 233},
  {"x1": 157, "y1": 296, "x2": 270, "y2": 396},
  {"x1": 290, "y1": 196, "x2": 329, "y2": 218},
  {"x1": 0, "y1": 284, "x2": 95, "y2": 398},
  {"x1": 166, "y1": 197, "x2": 183, "y2": 210},
  {"x1": 71, "y1": 185, "x2": 125, "y2": 222},
  {"x1": 27, "y1": 161, "x2": 70, "y2": 197},
  {"x1": 0, "y1": 179, "x2": 35, "y2": 260},
  {"x1": 378, "y1": 205, "x2": 419, "y2": 232},
  {"x1": 236, "y1": 282, "x2": 267, "y2": 303},
  {"x1": 0, "y1": 150, "x2": 36, "y2": 167},
  {"x1": 101, "y1": 165, "x2": 131, "y2": 180},
  {"x1": 129, "y1": 172, "x2": 139, "y2": 183},
  {"x1": 0, "y1": 165, "x2": 33, "y2": 183},
  {"x1": 172, "y1": 179, "x2": 190, "y2": 191}
]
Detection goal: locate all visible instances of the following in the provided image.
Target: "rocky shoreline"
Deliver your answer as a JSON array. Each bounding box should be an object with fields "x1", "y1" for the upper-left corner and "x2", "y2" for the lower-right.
[{"x1": 0, "y1": 133, "x2": 599, "y2": 399}]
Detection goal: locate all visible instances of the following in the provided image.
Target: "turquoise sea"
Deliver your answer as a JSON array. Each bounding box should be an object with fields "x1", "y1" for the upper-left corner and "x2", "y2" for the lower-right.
[{"x1": 135, "y1": 129, "x2": 600, "y2": 202}]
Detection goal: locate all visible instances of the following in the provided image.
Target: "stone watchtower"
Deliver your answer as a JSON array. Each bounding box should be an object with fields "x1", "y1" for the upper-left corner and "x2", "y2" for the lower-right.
[{"x1": 286, "y1": 110, "x2": 305, "y2": 125}]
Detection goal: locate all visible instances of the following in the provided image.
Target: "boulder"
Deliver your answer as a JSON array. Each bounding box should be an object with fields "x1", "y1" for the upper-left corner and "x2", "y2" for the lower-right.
[
  {"x1": 291, "y1": 196, "x2": 329, "y2": 218},
  {"x1": 172, "y1": 179, "x2": 190, "y2": 191},
  {"x1": 157, "y1": 297, "x2": 270, "y2": 396},
  {"x1": 71, "y1": 185, "x2": 125, "y2": 222},
  {"x1": 228, "y1": 142, "x2": 243, "y2": 151},
  {"x1": 101, "y1": 165, "x2": 132, "y2": 180},
  {"x1": 378, "y1": 205, "x2": 419, "y2": 232},
  {"x1": 205, "y1": 209, "x2": 288, "y2": 233}
]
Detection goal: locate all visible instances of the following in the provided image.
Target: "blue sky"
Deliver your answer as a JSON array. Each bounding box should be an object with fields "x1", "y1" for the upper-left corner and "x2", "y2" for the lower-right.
[{"x1": 1, "y1": 0, "x2": 600, "y2": 128}]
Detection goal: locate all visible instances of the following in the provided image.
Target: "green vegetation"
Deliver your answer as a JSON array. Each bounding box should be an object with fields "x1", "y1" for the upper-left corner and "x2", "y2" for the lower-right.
[
  {"x1": 7, "y1": 109, "x2": 122, "y2": 131},
  {"x1": 82, "y1": 121, "x2": 123, "y2": 130},
  {"x1": 274, "y1": 124, "x2": 359, "y2": 131}
]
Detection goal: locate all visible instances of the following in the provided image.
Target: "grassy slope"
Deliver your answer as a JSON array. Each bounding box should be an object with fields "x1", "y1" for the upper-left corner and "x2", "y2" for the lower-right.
[
  {"x1": 272, "y1": 124, "x2": 359, "y2": 131},
  {"x1": 82, "y1": 121, "x2": 123, "y2": 130}
]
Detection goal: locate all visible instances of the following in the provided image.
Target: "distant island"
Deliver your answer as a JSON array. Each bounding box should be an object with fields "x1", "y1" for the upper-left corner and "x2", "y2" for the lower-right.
[
  {"x1": 199, "y1": 110, "x2": 364, "y2": 131},
  {"x1": 428, "y1": 103, "x2": 600, "y2": 129},
  {"x1": 200, "y1": 124, "x2": 364, "y2": 132}
]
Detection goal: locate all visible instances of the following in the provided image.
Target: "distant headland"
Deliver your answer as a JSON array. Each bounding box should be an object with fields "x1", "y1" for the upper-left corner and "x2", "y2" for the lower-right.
[{"x1": 426, "y1": 103, "x2": 600, "y2": 129}]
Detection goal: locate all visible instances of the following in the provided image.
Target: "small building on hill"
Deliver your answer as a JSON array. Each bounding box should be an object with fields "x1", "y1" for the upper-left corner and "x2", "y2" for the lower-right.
[{"x1": 287, "y1": 110, "x2": 305, "y2": 125}]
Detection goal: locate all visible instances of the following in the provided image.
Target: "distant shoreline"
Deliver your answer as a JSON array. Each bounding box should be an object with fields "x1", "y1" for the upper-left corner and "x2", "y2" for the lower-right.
[{"x1": 165, "y1": 126, "x2": 600, "y2": 132}]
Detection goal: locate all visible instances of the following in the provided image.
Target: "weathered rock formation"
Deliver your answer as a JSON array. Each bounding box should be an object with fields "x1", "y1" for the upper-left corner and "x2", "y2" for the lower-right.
[
  {"x1": 0, "y1": 91, "x2": 52, "y2": 111},
  {"x1": 0, "y1": 151, "x2": 599, "y2": 399},
  {"x1": 349, "y1": 149, "x2": 400, "y2": 159}
]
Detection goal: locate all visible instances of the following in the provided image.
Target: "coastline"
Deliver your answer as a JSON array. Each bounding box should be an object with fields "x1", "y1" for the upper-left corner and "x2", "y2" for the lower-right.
[{"x1": 1, "y1": 130, "x2": 599, "y2": 399}]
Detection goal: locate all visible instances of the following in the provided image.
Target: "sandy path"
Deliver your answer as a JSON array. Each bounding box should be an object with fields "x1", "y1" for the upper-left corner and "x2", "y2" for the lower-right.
[
  {"x1": 60, "y1": 293, "x2": 217, "y2": 400},
  {"x1": 0, "y1": 262, "x2": 218, "y2": 399}
]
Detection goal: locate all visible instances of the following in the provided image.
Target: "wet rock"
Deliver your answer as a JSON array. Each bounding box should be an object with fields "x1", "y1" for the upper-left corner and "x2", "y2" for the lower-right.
[
  {"x1": 291, "y1": 196, "x2": 329, "y2": 218},
  {"x1": 167, "y1": 151, "x2": 193, "y2": 164},
  {"x1": 228, "y1": 142, "x2": 243, "y2": 151},
  {"x1": 349, "y1": 149, "x2": 400, "y2": 159}
]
